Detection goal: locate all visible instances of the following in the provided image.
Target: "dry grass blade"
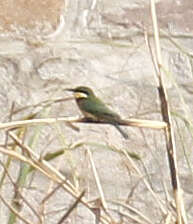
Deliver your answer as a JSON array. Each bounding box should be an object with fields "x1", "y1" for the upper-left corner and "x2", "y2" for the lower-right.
[
  {"x1": 87, "y1": 149, "x2": 107, "y2": 210},
  {"x1": 0, "y1": 146, "x2": 58, "y2": 180},
  {"x1": 0, "y1": 160, "x2": 42, "y2": 223},
  {"x1": 87, "y1": 149, "x2": 117, "y2": 224},
  {"x1": 57, "y1": 190, "x2": 85, "y2": 224},
  {"x1": 8, "y1": 132, "x2": 78, "y2": 193},
  {"x1": 0, "y1": 117, "x2": 80, "y2": 130},
  {"x1": 0, "y1": 192, "x2": 33, "y2": 224},
  {"x1": 121, "y1": 146, "x2": 166, "y2": 214},
  {"x1": 150, "y1": 0, "x2": 187, "y2": 223},
  {"x1": 41, "y1": 181, "x2": 66, "y2": 205},
  {"x1": 0, "y1": 117, "x2": 167, "y2": 131},
  {"x1": 0, "y1": 132, "x2": 110, "y2": 224},
  {"x1": 111, "y1": 200, "x2": 153, "y2": 224},
  {"x1": 0, "y1": 146, "x2": 109, "y2": 224}
]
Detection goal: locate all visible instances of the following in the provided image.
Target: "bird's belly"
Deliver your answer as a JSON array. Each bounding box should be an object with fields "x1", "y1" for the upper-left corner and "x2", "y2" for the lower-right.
[{"x1": 81, "y1": 111, "x2": 99, "y2": 121}]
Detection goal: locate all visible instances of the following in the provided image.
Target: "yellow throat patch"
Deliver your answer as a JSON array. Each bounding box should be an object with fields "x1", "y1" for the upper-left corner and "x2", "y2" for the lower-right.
[{"x1": 74, "y1": 92, "x2": 88, "y2": 99}]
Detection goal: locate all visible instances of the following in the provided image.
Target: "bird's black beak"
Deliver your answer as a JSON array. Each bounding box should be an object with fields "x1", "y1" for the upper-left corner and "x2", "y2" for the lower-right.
[{"x1": 65, "y1": 88, "x2": 75, "y2": 92}]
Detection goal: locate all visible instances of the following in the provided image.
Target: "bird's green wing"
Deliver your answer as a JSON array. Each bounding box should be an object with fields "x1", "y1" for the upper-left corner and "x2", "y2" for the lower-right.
[{"x1": 83, "y1": 96, "x2": 121, "y2": 121}]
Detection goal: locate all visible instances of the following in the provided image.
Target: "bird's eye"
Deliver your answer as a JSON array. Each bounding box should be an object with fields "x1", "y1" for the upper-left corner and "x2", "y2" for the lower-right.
[{"x1": 79, "y1": 89, "x2": 89, "y2": 94}]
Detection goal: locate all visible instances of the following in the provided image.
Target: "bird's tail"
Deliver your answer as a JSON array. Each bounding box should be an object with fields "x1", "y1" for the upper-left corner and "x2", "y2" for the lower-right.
[{"x1": 114, "y1": 124, "x2": 128, "y2": 139}]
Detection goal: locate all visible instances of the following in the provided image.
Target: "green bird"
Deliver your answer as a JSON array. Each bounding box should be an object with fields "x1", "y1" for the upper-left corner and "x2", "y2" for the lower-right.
[{"x1": 67, "y1": 86, "x2": 128, "y2": 139}]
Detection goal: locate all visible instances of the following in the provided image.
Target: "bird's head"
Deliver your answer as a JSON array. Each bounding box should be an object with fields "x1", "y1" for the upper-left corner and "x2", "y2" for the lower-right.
[{"x1": 66, "y1": 86, "x2": 95, "y2": 99}]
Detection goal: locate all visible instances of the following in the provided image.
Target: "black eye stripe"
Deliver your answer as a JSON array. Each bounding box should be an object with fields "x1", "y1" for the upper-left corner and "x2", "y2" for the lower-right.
[{"x1": 77, "y1": 90, "x2": 88, "y2": 94}]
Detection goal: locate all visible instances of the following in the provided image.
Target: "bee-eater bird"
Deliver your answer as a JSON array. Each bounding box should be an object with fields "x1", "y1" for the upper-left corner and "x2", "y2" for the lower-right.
[{"x1": 67, "y1": 86, "x2": 128, "y2": 139}]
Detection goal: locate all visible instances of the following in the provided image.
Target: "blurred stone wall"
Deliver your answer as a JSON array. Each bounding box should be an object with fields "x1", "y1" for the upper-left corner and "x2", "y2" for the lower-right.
[{"x1": 0, "y1": 0, "x2": 63, "y2": 29}]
